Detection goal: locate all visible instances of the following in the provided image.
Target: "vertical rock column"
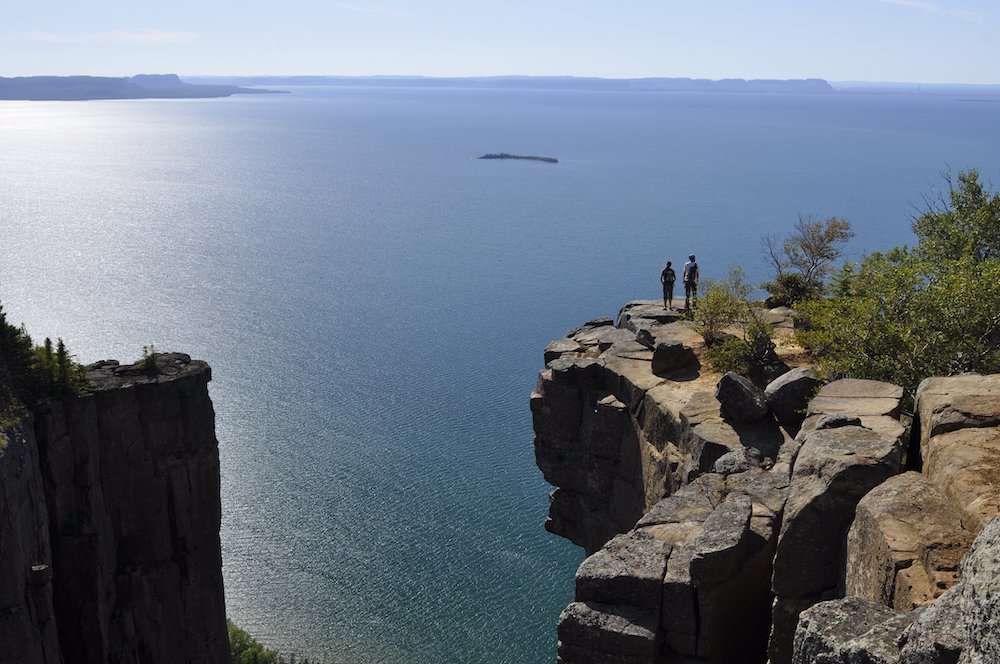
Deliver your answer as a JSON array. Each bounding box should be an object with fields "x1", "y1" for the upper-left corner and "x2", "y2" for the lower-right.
[
  {"x1": 768, "y1": 424, "x2": 904, "y2": 664},
  {"x1": 0, "y1": 418, "x2": 62, "y2": 664},
  {"x1": 33, "y1": 354, "x2": 228, "y2": 664}
]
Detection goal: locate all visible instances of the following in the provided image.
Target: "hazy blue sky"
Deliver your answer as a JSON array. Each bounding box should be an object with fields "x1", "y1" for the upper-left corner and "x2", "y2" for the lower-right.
[{"x1": 3, "y1": 0, "x2": 998, "y2": 83}]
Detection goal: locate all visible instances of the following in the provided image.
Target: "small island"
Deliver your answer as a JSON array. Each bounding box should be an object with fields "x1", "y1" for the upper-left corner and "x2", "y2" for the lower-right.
[{"x1": 478, "y1": 152, "x2": 558, "y2": 163}]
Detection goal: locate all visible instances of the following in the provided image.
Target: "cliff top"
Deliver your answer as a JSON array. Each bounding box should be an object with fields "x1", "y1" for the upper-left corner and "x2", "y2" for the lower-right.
[{"x1": 83, "y1": 352, "x2": 210, "y2": 392}]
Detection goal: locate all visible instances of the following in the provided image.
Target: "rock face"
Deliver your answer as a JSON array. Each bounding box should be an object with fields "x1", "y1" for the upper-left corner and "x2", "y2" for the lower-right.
[
  {"x1": 0, "y1": 353, "x2": 227, "y2": 664},
  {"x1": 846, "y1": 472, "x2": 972, "y2": 611},
  {"x1": 533, "y1": 307, "x2": 701, "y2": 554},
  {"x1": 914, "y1": 374, "x2": 1000, "y2": 532},
  {"x1": 769, "y1": 424, "x2": 904, "y2": 664},
  {"x1": 0, "y1": 416, "x2": 62, "y2": 664},
  {"x1": 536, "y1": 304, "x2": 1000, "y2": 664}
]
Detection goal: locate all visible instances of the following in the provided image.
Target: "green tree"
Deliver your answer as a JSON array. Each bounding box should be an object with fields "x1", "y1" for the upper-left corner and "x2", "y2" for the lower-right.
[
  {"x1": 798, "y1": 169, "x2": 1000, "y2": 410},
  {"x1": 762, "y1": 215, "x2": 854, "y2": 305},
  {"x1": 912, "y1": 169, "x2": 1000, "y2": 263}
]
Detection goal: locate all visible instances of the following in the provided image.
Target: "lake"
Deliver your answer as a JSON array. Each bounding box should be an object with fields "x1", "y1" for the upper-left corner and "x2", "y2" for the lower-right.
[{"x1": 1, "y1": 85, "x2": 999, "y2": 662}]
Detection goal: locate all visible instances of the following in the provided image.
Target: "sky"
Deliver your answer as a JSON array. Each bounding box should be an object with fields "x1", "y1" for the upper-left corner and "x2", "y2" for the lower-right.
[{"x1": 2, "y1": 0, "x2": 999, "y2": 84}]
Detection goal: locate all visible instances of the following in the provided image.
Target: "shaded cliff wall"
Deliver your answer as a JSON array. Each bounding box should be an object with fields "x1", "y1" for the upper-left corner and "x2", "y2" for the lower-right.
[
  {"x1": 0, "y1": 353, "x2": 227, "y2": 664},
  {"x1": 0, "y1": 416, "x2": 62, "y2": 664}
]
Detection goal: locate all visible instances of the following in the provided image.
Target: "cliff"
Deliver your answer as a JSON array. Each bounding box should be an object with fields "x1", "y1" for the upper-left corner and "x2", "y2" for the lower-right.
[
  {"x1": 533, "y1": 301, "x2": 1000, "y2": 663},
  {"x1": 0, "y1": 353, "x2": 228, "y2": 664}
]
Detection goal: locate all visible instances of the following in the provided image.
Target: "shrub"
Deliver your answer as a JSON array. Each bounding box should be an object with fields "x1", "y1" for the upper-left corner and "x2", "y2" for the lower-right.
[{"x1": 705, "y1": 338, "x2": 752, "y2": 374}]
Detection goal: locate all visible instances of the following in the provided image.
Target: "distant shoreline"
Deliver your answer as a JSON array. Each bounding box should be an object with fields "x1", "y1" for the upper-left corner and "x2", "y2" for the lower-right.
[
  {"x1": 0, "y1": 74, "x2": 283, "y2": 101},
  {"x1": 184, "y1": 75, "x2": 835, "y2": 95},
  {"x1": 182, "y1": 75, "x2": 1000, "y2": 98}
]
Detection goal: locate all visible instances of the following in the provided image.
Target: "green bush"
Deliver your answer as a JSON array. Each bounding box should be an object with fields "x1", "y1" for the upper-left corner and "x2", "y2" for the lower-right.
[
  {"x1": 797, "y1": 169, "x2": 1000, "y2": 412},
  {"x1": 705, "y1": 338, "x2": 752, "y2": 374},
  {"x1": 227, "y1": 619, "x2": 315, "y2": 664}
]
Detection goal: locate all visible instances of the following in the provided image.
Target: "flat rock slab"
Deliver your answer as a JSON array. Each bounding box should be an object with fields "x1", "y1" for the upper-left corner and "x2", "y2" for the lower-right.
[
  {"x1": 806, "y1": 378, "x2": 904, "y2": 419},
  {"x1": 616, "y1": 300, "x2": 686, "y2": 332}
]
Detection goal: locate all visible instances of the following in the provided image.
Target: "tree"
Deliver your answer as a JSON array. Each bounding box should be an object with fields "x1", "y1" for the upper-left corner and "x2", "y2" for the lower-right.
[
  {"x1": 797, "y1": 170, "x2": 1000, "y2": 411},
  {"x1": 761, "y1": 215, "x2": 854, "y2": 305},
  {"x1": 912, "y1": 168, "x2": 1000, "y2": 264}
]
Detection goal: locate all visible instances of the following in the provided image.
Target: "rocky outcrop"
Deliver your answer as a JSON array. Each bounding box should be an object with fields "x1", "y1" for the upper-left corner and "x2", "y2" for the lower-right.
[
  {"x1": 536, "y1": 303, "x2": 1000, "y2": 664},
  {"x1": 558, "y1": 470, "x2": 787, "y2": 663},
  {"x1": 0, "y1": 353, "x2": 227, "y2": 664},
  {"x1": 533, "y1": 306, "x2": 701, "y2": 554}
]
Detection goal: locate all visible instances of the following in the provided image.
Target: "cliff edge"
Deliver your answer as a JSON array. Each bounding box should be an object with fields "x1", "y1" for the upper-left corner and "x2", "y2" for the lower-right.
[
  {"x1": 534, "y1": 301, "x2": 1000, "y2": 663},
  {"x1": 0, "y1": 353, "x2": 227, "y2": 664}
]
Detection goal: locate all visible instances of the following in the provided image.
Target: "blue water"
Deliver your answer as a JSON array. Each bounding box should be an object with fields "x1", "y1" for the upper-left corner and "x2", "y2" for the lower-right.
[{"x1": 2, "y1": 87, "x2": 999, "y2": 663}]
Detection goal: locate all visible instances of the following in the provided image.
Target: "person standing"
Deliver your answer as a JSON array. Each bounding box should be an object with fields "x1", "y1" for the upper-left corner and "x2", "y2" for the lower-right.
[
  {"x1": 660, "y1": 261, "x2": 676, "y2": 310},
  {"x1": 683, "y1": 254, "x2": 699, "y2": 310}
]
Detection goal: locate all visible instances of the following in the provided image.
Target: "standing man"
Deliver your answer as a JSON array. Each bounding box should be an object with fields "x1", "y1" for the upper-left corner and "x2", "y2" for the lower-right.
[
  {"x1": 660, "y1": 261, "x2": 676, "y2": 310},
  {"x1": 683, "y1": 254, "x2": 699, "y2": 310}
]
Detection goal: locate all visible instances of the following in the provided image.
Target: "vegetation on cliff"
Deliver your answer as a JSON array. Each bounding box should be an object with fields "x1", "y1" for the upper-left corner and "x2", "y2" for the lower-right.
[
  {"x1": 228, "y1": 620, "x2": 316, "y2": 664},
  {"x1": 0, "y1": 302, "x2": 84, "y2": 428},
  {"x1": 796, "y1": 169, "x2": 1000, "y2": 405}
]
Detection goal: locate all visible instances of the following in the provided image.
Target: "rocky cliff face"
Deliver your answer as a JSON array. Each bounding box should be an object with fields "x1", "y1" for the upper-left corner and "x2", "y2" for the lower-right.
[
  {"x1": 0, "y1": 353, "x2": 227, "y2": 664},
  {"x1": 534, "y1": 301, "x2": 1000, "y2": 663}
]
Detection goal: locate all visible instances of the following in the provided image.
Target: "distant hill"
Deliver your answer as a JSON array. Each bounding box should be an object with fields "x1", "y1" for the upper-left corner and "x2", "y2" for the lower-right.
[
  {"x1": 185, "y1": 75, "x2": 835, "y2": 94},
  {"x1": 0, "y1": 74, "x2": 283, "y2": 101}
]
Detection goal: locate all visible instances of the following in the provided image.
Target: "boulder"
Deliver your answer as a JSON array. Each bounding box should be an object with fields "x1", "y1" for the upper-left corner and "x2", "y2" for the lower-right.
[
  {"x1": 958, "y1": 513, "x2": 1000, "y2": 663},
  {"x1": 898, "y1": 584, "x2": 964, "y2": 664},
  {"x1": 715, "y1": 372, "x2": 769, "y2": 423},
  {"x1": 765, "y1": 367, "x2": 820, "y2": 426},
  {"x1": 575, "y1": 532, "x2": 671, "y2": 611},
  {"x1": 651, "y1": 340, "x2": 697, "y2": 376},
  {"x1": 914, "y1": 375, "x2": 1000, "y2": 534},
  {"x1": 712, "y1": 446, "x2": 767, "y2": 475},
  {"x1": 792, "y1": 596, "x2": 900, "y2": 664},
  {"x1": 846, "y1": 472, "x2": 972, "y2": 611},
  {"x1": 921, "y1": 427, "x2": 1000, "y2": 534}
]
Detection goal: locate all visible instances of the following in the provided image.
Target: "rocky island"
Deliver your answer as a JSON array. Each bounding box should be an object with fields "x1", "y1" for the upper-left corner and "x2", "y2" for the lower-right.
[
  {"x1": 479, "y1": 152, "x2": 558, "y2": 163},
  {"x1": 0, "y1": 73, "x2": 282, "y2": 101},
  {"x1": 533, "y1": 301, "x2": 1000, "y2": 663}
]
